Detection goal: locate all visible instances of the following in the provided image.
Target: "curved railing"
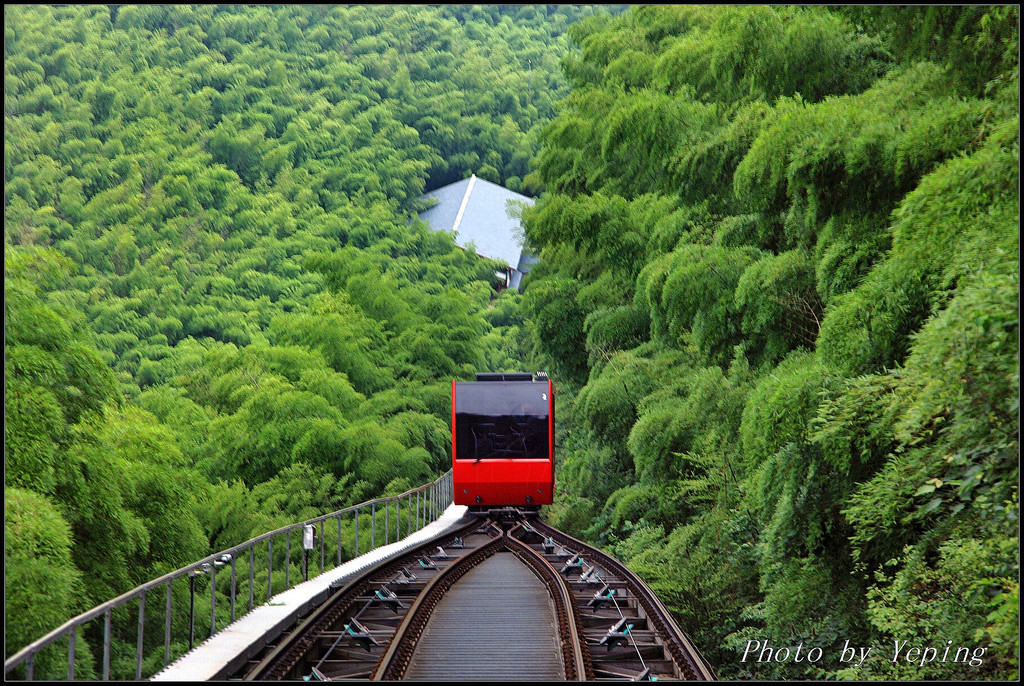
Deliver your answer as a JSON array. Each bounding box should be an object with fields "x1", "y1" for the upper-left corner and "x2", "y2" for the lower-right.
[{"x1": 4, "y1": 470, "x2": 454, "y2": 681}]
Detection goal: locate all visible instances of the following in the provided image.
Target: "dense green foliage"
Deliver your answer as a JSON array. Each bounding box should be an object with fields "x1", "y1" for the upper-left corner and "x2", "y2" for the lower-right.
[
  {"x1": 4, "y1": 5, "x2": 1018, "y2": 681},
  {"x1": 4, "y1": 4, "x2": 604, "y2": 675},
  {"x1": 527, "y1": 5, "x2": 1018, "y2": 680}
]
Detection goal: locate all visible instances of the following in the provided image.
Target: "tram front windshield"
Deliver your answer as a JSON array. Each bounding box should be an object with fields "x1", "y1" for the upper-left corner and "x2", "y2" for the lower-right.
[{"x1": 455, "y1": 381, "x2": 549, "y2": 460}]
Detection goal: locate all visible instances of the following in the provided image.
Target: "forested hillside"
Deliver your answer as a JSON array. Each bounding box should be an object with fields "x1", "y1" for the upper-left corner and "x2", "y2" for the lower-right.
[
  {"x1": 522, "y1": 5, "x2": 1019, "y2": 680},
  {"x1": 4, "y1": 4, "x2": 603, "y2": 676},
  {"x1": 4, "y1": 5, "x2": 1019, "y2": 682}
]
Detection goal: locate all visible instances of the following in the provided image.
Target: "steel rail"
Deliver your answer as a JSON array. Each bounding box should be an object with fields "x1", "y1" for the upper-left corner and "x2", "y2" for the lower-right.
[
  {"x1": 504, "y1": 521, "x2": 591, "y2": 681},
  {"x1": 531, "y1": 517, "x2": 717, "y2": 681},
  {"x1": 370, "y1": 523, "x2": 508, "y2": 681}
]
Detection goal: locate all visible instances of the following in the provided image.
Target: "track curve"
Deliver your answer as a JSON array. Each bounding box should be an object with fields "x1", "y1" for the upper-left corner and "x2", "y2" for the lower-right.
[{"x1": 238, "y1": 512, "x2": 714, "y2": 681}]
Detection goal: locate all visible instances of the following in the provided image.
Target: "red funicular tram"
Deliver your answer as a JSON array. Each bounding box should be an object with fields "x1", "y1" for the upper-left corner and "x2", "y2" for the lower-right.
[{"x1": 452, "y1": 372, "x2": 554, "y2": 511}]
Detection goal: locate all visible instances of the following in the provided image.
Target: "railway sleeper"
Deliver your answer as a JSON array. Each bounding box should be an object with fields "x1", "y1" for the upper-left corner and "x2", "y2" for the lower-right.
[
  {"x1": 318, "y1": 666, "x2": 373, "y2": 680},
  {"x1": 575, "y1": 595, "x2": 639, "y2": 610},
  {"x1": 568, "y1": 578, "x2": 629, "y2": 590},
  {"x1": 314, "y1": 628, "x2": 395, "y2": 644},
  {"x1": 344, "y1": 615, "x2": 405, "y2": 629},
  {"x1": 348, "y1": 595, "x2": 417, "y2": 612},
  {"x1": 305, "y1": 645, "x2": 387, "y2": 662},
  {"x1": 577, "y1": 606, "x2": 643, "y2": 623},
  {"x1": 585, "y1": 628, "x2": 659, "y2": 644},
  {"x1": 587, "y1": 642, "x2": 667, "y2": 661},
  {"x1": 293, "y1": 644, "x2": 388, "y2": 676},
  {"x1": 592, "y1": 659, "x2": 677, "y2": 679},
  {"x1": 578, "y1": 614, "x2": 648, "y2": 630}
]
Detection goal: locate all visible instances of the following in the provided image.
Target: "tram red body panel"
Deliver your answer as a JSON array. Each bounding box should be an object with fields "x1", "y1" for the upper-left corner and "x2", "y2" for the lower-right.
[
  {"x1": 452, "y1": 459, "x2": 553, "y2": 506},
  {"x1": 452, "y1": 377, "x2": 554, "y2": 507}
]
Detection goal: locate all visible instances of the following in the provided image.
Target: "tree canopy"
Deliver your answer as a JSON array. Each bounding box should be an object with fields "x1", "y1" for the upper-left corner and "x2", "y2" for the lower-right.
[{"x1": 526, "y1": 5, "x2": 1018, "y2": 680}]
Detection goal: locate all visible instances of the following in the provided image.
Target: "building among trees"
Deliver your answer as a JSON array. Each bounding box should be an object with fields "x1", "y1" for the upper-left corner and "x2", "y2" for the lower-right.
[{"x1": 417, "y1": 174, "x2": 538, "y2": 290}]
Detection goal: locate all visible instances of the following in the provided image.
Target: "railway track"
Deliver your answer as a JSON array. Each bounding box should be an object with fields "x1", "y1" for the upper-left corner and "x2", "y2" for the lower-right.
[
  {"x1": 525, "y1": 518, "x2": 717, "y2": 681},
  {"x1": 234, "y1": 512, "x2": 714, "y2": 681}
]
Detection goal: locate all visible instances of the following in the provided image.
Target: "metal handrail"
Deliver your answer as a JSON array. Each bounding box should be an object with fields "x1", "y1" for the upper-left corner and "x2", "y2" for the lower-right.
[{"x1": 4, "y1": 470, "x2": 454, "y2": 681}]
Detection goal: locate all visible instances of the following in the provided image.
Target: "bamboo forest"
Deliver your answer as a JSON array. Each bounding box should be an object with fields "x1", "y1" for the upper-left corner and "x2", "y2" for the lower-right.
[{"x1": 4, "y1": 5, "x2": 1019, "y2": 681}]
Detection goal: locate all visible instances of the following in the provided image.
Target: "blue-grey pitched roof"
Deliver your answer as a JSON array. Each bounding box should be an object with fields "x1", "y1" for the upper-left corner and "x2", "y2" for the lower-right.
[{"x1": 417, "y1": 174, "x2": 535, "y2": 269}]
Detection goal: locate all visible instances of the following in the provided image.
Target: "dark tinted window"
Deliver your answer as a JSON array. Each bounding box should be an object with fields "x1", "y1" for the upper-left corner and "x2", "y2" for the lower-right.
[{"x1": 455, "y1": 381, "x2": 550, "y2": 460}]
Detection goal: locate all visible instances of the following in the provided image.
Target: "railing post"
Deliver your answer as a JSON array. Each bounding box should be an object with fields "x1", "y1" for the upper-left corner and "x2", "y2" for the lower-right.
[
  {"x1": 189, "y1": 572, "x2": 197, "y2": 650},
  {"x1": 230, "y1": 555, "x2": 237, "y2": 623},
  {"x1": 355, "y1": 507, "x2": 360, "y2": 556},
  {"x1": 319, "y1": 520, "x2": 325, "y2": 574},
  {"x1": 136, "y1": 592, "x2": 146, "y2": 680},
  {"x1": 384, "y1": 500, "x2": 389, "y2": 545},
  {"x1": 248, "y1": 546, "x2": 255, "y2": 613},
  {"x1": 103, "y1": 607, "x2": 112, "y2": 680},
  {"x1": 67, "y1": 625, "x2": 76, "y2": 681},
  {"x1": 164, "y1": 582, "x2": 172, "y2": 668},
  {"x1": 337, "y1": 516, "x2": 343, "y2": 566},
  {"x1": 210, "y1": 563, "x2": 217, "y2": 638},
  {"x1": 371, "y1": 502, "x2": 376, "y2": 550},
  {"x1": 267, "y1": 537, "x2": 274, "y2": 601},
  {"x1": 285, "y1": 530, "x2": 291, "y2": 590}
]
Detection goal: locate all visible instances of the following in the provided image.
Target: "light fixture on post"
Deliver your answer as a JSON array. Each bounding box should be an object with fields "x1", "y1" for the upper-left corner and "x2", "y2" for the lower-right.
[{"x1": 302, "y1": 525, "x2": 315, "y2": 581}]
